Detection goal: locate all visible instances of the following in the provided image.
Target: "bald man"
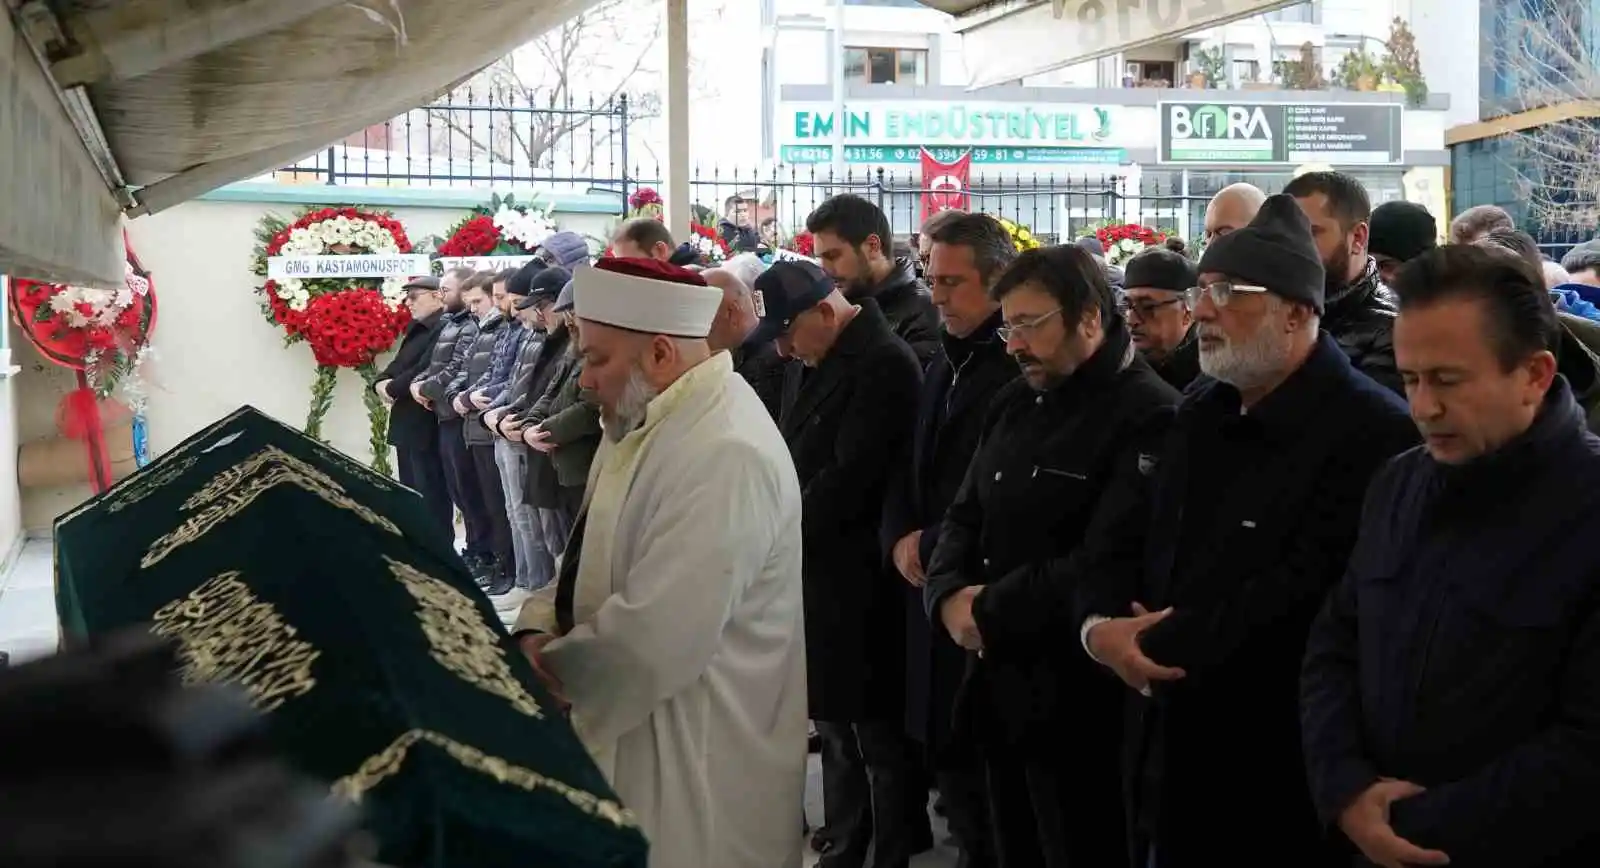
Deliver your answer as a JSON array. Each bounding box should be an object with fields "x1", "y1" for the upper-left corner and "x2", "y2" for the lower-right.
[
  {"x1": 1203, "y1": 183, "x2": 1267, "y2": 245},
  {"x1": 705, "y1": 266, "x2": 787, "y2": 420}
]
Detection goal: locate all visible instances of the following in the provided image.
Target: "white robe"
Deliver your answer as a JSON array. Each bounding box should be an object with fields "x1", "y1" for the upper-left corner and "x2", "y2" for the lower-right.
[{"x1": 518, "y1": 352, "x2": 807, "y2": 868}]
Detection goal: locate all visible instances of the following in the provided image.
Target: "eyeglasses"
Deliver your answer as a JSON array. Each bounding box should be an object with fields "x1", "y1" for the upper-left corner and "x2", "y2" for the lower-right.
[
  {"x1": 997, "y1": 307, "x2": 1062, "y2": 342},
  {"x1": 1118, "y1": 296, "x2": 1185, "y2": 320},
  {"x1": 1184, "y1": 282, "x2": 1269, "y2": 309}
]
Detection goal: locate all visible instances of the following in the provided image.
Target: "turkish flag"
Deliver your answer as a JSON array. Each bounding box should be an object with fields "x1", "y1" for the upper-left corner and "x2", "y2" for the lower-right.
[{"x1": 920, "y1": 148, "x2": 972, "y2": 223}]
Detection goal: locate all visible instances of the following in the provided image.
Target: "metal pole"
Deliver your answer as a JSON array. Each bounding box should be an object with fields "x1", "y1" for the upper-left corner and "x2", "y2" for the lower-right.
[
  {"x1": 831, "y1": 0, "x2": 846, "y2": 177},
  {"x1": 664, "y1": 0, "x2": 692, "y2": 241}
]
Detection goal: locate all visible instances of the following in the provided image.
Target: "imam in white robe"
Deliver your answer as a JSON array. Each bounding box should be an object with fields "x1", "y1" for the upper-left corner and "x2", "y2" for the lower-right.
[{"x1": 516, "y1": 352, "x2": 807, "y2": 868}]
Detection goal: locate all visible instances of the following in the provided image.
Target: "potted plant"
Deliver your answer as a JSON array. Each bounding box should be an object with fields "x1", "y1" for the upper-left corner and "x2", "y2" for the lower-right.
[
  {"x1": 1336, "y1": 47, "x2": 1382, "y2": 91},
  {"x1": 1191, "y1": 46, "x2": 1225, "y2": 89},
  {"x1": 1383, "y1": 17, "x2": 1429, "y2": 107},
  {"x1": 1282, "y1": 41, "x2": 1326, "y2": 90}
]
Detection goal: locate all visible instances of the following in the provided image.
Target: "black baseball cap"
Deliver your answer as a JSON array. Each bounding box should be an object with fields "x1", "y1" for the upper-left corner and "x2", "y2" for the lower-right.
[
  {"x1": 750, "y1": 260, "x2": 834, "y2": 344},
  {"x1": 517, "y1": 266, "x2": 571, "y2": 309}
]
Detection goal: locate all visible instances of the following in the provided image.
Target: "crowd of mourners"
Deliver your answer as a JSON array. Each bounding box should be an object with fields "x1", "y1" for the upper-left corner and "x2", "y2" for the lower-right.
[{"x1": 372, "y1": 172, "x2": 1600, "y2": 868}]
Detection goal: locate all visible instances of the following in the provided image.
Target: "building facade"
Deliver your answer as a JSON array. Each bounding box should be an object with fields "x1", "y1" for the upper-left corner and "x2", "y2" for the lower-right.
[
  {"x1": 759, "y1": 0, "x2": 1451, "y2": 241},
  {"x1": 1440, "y1": 0, "x2": 1598, "y2": 255}
]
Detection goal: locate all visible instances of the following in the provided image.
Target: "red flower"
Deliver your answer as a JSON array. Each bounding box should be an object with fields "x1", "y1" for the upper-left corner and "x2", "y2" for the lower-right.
[
  {"x1": 629, "y1": 187, "x2": 664, "y2": 210},
  {"x1": 298, "y1": 288, "x2": 409, "y2": 368},
  {"x1": 787, "y1": 232, "x2": 816, "y2": 257}
]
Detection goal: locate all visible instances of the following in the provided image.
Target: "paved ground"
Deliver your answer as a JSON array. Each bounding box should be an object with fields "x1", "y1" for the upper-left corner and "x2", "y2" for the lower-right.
[{"x1": 0, "y1": 536, "x2": 959, "y2": 866}]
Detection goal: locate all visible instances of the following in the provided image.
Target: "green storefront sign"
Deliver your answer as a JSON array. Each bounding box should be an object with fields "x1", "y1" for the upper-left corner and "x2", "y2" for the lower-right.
[
  {"x1": 780, "y1": 102, "x2": 1125, "y2": 166},
  {"x1": 779, "y1": 144, "x2": 1127, "y2": 166}
]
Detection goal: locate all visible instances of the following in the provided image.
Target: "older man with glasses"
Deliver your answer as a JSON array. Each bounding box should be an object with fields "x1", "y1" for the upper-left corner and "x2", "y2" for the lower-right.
[
  {"x1": 1121, "y1": 245, "x2": 1200, "y2": 390},
  {"x1": 1077, "y1": 195, "x2": 1419, "y2": 868}
]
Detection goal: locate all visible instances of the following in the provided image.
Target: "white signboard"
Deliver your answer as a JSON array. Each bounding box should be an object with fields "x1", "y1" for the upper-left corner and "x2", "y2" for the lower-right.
[
  {"x1": 436, "y1": 255, "x2": 538, "y2": 272},
  {"x1": 267, "y1": 254, "x2": 433, "y2": 279},
  {"x1": 771, "y1": 248, "x2": 820, "y2": 266},
  {"x1": 955, "y1": 0, "x2": 1299, "y2": 90}
]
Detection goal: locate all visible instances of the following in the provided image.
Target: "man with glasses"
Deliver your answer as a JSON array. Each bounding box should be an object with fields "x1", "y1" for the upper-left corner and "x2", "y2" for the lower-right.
[
  {"x1": 1122, "y1": 245, "x2": 1200, "y2": 390},
  {"x1": 372, "y1": 275, "x2": 453, "y2": 534},
  {"x1": 1078, "y1": 196, "x2": 1418, "y2": 867},
  {"x1": 921, "y1": 245, "x2": 1179, "y2": 868}
]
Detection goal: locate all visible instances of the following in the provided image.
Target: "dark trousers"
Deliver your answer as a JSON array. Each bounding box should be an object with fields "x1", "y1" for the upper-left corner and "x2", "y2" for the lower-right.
[
  {"x1": 985, "y1": 752, "x2": 1128, "y2": 868},
  {"x1": 816, "y1": 719, "x2": 922, "y2": 868},
  {"x1": 396, "y1": 438, "x2": 453, "y2": 541},
  {"x1": 468, "y1": 443, "x2": 515, "y2": 568},
  {"x1": 437, "y1": 419, "x2": 491, "y2": 558},
  {"x1": 938, "y1": 762, "x2": 996, "y2": 868}
]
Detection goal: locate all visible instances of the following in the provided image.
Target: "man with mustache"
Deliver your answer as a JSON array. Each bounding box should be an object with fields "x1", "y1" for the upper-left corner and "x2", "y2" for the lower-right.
[
  {"x1": 923, "y1": 245, "x2": 1178, "y2": 868},
  {"x1": 1079, "y1": 195, "x2": 1418, "y2": 867},
  {"x1": 754, "y1": 259, "x2": 926, "y2": 868},
  {"x1": 1303, "y1": 244, "x2": 1600, "y2": 868},
  {"x1": 1283, "y1": 171, "x2": 1404, "y2": 395},
  {"x1": 512, "y1": 257, "x2": 808, "y2": 868},
  {"x1": 1122, "y1": 244, "x2": 1200, "y2": 390}
]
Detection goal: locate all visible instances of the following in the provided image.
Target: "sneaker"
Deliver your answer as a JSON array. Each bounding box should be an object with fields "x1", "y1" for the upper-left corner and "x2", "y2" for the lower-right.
[
  {"x1": 482, "y1": 569, "x2": 515, "y2": 596},
  {"x1": 495, "y1": 587, "x2": 533, "y2": 612}
]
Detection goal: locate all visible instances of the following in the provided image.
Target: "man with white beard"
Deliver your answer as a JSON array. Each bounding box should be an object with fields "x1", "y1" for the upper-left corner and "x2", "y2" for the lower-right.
[
  {"x1": 512, "y1": 257, "x2": 808, "y2": 868},
  {"x1": 1077, "y1": 195, "x2": 1418, "y2": 867}
]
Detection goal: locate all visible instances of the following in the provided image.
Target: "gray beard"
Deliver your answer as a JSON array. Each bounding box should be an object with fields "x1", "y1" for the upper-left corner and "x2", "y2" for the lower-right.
[
  {"x1": 602, "y1": 364, "x2": 660, "y2": 443},
  {"x1": 1197, "y1": 315, "x2": 1293, "y2": 393}
]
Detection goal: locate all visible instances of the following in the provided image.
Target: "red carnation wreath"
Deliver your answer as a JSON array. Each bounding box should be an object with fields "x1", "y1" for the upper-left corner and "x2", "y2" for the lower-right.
[
  {"x1": 251, "y1": 205, "x2": 415, "y2": 473},
  {"x1": 1094, "y1": 223, "x2": 1167, "y2": 268},
  {"x1": 8, "y1": 232, "x2": 158, "y2": 491},
  {"x1": 434, "y1": 192, "x2": 559, "y2": 265}
]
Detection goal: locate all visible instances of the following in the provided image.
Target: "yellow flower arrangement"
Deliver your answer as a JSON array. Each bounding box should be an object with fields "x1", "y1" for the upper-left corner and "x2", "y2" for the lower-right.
[{"x1": 996, "y1": 217, "x2": 1042, "y2": 252}]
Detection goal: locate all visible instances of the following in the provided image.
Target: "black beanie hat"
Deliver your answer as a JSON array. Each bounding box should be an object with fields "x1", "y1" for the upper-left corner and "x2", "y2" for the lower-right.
[
  {"x1": 506, "y1": 259, "x2": 546, "y2": 297},
  {"x1": 1198, "y1": 193, "x2": 1326, "y2": 314},
  {"x1": 1368, "y1": 200, "x2": 1438, "y2": 263},
  {"x1": 1123, "y1": 247, "x2": 1197, "y2": 293}
]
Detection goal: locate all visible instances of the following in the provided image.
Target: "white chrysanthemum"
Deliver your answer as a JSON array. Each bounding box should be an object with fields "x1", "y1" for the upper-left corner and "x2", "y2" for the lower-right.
[{"x1": 48, "y1": 287, "x2": 82, "y2": 313}]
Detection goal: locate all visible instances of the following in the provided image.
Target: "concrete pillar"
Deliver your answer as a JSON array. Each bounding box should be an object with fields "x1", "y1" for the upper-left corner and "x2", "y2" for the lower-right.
[{"x1": 663, "y1": 0, "x2": 692, "y2": 243}]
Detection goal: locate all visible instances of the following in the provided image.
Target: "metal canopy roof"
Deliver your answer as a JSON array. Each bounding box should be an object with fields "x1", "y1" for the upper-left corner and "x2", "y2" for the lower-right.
[{"x1": 2, "y1": 0, "x2": 598, "y2": 285}]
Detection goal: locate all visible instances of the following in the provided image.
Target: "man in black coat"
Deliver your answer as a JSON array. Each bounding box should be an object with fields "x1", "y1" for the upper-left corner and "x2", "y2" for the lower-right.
[
  {"x1": 1122, "y1": 246, "x2": 1201, "y2": 391},
  {"x1": 807, "y1": 193, "x2": 942, "y2": 367},
  {"x1": 1080, "y1": 196, "x2": 1419, "y2": 867},
  {"x1": 1302, "y1": 244, "x2": 1600, "y2": 868},
  {"x1": 373, "y1": 276, "x2": 452, "y2": 535},
  {"x1": 880, "y1": 213, "x2": 1018, "y2": 868},
  {"x1": 703, "y1": 265, "x2": 787, "y2": 420},
  {"x1": 755, "y1": 260, "x2": 925, "y2": 868},
  {"x1": 1284, "y1": 171, "x2": 1404, "y2": 395},
  {"x1": 923, "y1": 245, "x2": 1179, "y2": 868}
]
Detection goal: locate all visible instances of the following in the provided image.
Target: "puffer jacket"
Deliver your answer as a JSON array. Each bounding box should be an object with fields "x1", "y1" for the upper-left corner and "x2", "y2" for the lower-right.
[
  {"x1": 523, "y1": 350, "x2": 601, "y2": 499},
  {"x1": 505, "y1": 326, "x2": 576, "y2": 505},
  {"x1": 450, "y1": 311, "x2": 510, "y2": 447},
  {"x1": 1322, "y1": 257, "x2": 1402, "y2": 395},
  {"x1": 416, "y1": 308, "x2": 478, "y2": 421},
  {"x1": 474, "y1": 318, "x2": 528, "y2": 404}
]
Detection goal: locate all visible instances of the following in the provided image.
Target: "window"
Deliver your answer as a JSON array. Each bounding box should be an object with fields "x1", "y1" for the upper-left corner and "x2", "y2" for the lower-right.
[
  {"x1": 1261, "y1": 1, "x2": 1319, "y2": 23},
  {"x1": 1124, "y1": 60, "x2": 1177, "y2": 87},
  {"x1": 844, "y1": 47, "x2": 928, "y2": 85}
]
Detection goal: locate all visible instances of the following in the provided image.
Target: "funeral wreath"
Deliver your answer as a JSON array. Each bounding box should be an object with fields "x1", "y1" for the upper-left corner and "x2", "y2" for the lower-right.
[{"x1": 252, "y1": 206, "x2": 417, "y2": 474}]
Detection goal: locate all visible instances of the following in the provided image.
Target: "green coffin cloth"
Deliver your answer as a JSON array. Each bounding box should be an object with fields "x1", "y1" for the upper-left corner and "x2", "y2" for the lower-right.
[{"x1": 53, "y1": 406, "x2": 648, "y2": 868}]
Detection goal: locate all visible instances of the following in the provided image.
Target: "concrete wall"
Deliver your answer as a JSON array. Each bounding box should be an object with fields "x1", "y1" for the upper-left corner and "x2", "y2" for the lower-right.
[{"x1": 11, "y1": 186, "x2": 617, "y2": 534}]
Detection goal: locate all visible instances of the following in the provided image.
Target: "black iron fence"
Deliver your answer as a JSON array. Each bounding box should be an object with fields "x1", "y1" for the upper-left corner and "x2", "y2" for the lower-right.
[{"x1": 273, "y1": 92, "x2": 1221, "y2": 243}]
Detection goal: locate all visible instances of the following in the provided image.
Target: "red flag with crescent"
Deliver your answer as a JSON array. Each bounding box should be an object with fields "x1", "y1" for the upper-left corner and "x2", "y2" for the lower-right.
[{"x1": 920, "y1": 148, "x2": 972, "y2": 222}]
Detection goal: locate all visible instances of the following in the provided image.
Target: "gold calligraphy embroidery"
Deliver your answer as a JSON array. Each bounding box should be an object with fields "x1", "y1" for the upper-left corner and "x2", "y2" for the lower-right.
[
  {"x1": 103, "y1": 456, "x2": 199, "y2": 513},
  {"x1": 308, "y1": 439, "x2": 397, "y2": 491},
  {"x1": 150, "y1": 572, "x2": 320, "y2": 712},
  {"x1": 142, "y1": 446, "x2": 400, "y2": 568},
  {"x1": 330, "y1": 728, "x2": 637, "y2": 828},
  {"x1": 385, "y1": 555, "x2": 543, "y2": 718}
]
